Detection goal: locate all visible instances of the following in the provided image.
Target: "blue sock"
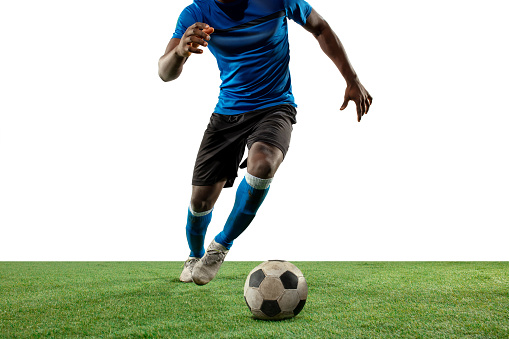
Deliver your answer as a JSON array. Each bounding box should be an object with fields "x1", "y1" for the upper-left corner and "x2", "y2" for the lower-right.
[
  {"x1": 186, "y1": 207, "x2": 213, "y2": 258},
  {"x1": 214, "y1": 174, "x2": 272, "y2": 250}
]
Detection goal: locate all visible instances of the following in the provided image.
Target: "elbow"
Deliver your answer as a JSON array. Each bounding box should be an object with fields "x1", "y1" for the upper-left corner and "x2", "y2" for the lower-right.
[
  {"x1": 158, "y1": 59, "x2": 177, "y2": 82},
  {"x1": 159, "y1": 72, "x2": 174, "y2": 82},
  {"x1": 159, "y1": 73, "x2": 169, "y2": 82},
  {"x1": 314, "y1": 20, "x2": 330, "y2": 39},
  {"x1": 158, "y1": 61, "x2": 168, "y2": 82}
]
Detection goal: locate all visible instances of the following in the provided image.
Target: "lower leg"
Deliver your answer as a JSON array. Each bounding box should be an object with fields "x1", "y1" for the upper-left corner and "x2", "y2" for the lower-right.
[
  {"x1": 192, "y1": 173, "x2": 273, "y2": 285},
  {"x1": 186, "y1": 207, "x2": 213, "y2": 258},
  {"x1": 185, "y1": 180, "x2": 226, "y2": 258},
  {"x1": 214, "y1": 142, "x2": 284, "y2": 249},
  {"x1": 214, "y1": 173, "x2": 272, "y2": 249}
]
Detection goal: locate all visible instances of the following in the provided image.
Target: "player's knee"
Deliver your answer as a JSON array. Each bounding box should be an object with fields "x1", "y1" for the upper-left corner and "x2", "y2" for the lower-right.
[
  {"x1": 190, "y1": 181, "x2": 225, "y2": 213},
  {"x1": 247, "y1": 143, "x2": 283, "y2": 179},
  {"x1": 248, "y1": 143, "x2": 283, "y2": 179},
  {"x1": 190, "y1": 197, "x2": 215, "y2": 213},
  {"x1": 248, "y1": 158, "x2": 278, "y2": 179}
]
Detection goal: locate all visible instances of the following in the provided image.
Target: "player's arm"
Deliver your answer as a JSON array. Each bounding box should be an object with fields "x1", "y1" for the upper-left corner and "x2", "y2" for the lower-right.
[
  {"x1": 158, "y1": 23, "x2": 214, "y2": 82},
  {"x1": 303, "y1": 9, "x2": 373, "y2": 122}
]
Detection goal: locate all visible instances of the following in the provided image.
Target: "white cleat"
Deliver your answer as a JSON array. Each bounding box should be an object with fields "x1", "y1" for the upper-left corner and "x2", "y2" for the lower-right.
[
  {"x1": 179, "y1": 257, "x2": 200, "y2": 283},
  {"x1": 192, "y1": 240, "x2": 229, "y2": 285}
]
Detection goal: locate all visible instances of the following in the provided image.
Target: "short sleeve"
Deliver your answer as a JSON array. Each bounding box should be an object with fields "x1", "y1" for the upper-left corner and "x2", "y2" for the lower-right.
[
  {"x1": 284, "y1": 0, "x2": 313, "y2": 26},
  {"x1": 172, "y1": 4, "x2": 202, "y2": 39}
]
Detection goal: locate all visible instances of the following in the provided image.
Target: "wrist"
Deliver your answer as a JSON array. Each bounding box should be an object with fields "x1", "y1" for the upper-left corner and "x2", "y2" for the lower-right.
[
  {"x1": 174, "y1": 47, "x2": 188, "y2": 59},
  {"x1": 345, "y1": 74, "x2": 360, "y2": 86}
]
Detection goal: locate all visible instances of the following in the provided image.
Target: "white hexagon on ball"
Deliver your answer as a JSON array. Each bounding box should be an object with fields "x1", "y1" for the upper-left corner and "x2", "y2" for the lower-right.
[
  {"x1": 244, "y1": 287, "x2": 263, "y2": 310},
  {"x1": 278, "y1": 289, "x2": 300, "y2": 312}
]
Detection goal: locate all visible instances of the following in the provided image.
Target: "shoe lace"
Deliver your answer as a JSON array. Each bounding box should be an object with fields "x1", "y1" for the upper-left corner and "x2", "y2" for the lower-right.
[
  {"x1": 181, "y1": 258, "x2": 199, "y2": 269},
  {"x1": 203, "y1": 249, "x2": 226, "y2": 266}
]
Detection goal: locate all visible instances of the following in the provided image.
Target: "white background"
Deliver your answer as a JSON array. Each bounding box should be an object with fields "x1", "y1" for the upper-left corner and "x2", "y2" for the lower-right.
[{"x1": 1, "y1": 1, "x2": 508, "y2": 261}]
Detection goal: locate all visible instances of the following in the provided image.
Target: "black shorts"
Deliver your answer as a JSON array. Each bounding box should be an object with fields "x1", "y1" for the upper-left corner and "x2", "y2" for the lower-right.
[{"x1": 192, "y1": 104, "x2": 297, "y2": 188}]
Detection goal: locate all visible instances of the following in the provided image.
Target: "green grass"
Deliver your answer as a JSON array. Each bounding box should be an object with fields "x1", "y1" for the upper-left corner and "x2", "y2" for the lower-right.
[{"x1": 1, "y1": 262, "x2": 508, "y2": 338}]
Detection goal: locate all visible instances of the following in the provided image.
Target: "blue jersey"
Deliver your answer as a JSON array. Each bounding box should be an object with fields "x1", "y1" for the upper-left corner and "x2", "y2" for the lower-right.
[{"x1": 172, "y1": 0, "x2": 313, "y2": 115}]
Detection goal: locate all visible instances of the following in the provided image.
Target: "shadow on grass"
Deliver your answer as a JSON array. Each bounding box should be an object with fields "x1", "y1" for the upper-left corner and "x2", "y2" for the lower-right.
[{"x1": 251, "y1": 316, "x2": 298, "y2": 322}]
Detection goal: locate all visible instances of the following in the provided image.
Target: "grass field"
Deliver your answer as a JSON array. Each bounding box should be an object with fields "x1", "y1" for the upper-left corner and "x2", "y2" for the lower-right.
[{"x1": 1, "y1": 262, "x2": 508, "y2": 338}]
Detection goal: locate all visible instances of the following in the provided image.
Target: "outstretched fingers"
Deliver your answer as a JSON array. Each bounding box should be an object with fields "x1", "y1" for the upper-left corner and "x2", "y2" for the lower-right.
[
  {"x1": 179, "y1": 22, "x2": 214, "y2": 56},
  {"x1": 203, "y1": 26, "x2": 215, "y2": 35},
  {"x1": 190, "y1": 28, "x2": 211, "y2": 41},
  {"x1": 190, "y1": 22, "x2": 212, "y2": 34},
  {"x1": 340, "y1": 97, "x2": 349, "y2": 110},
  {"x1": 356, "y1": 99, "x2": 363, "y2": 122},
  {"x1": 187, "y1": 44, "x2": 204, "y2": 54},
  {"x1": 364, "y1": 93, "x2": 373, "y2": 115},
  {"x1": 186, "y1": 36, "x2": 208, "y2": 49},
  {"x1": 353, "y1": 88, "x2": 374, "y2": 122}
]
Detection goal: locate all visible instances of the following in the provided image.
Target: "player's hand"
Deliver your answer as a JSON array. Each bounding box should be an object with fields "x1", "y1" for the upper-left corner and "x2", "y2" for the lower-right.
[
  {"x1": 340, "y1": 81, "x2": 373, "y2": 122},
  {"x1": 176, "y1": 23, "x2": 215, "y2": 58}
]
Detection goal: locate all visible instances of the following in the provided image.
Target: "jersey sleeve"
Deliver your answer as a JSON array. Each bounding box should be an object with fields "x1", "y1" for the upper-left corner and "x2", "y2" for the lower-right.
[
  {"x1": 284, "y1": 0, "x2": 313, "y2": 26},
  {"x1": 172, "y1": 4, "x2": 202, "y2": 39}
]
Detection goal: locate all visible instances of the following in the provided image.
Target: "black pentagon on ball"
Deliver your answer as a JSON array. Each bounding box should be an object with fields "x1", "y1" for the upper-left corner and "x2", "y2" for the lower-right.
[
  {"x1": 260, "y1": 300, "x2": 281, "y2": 317},
  {"x1": 249, "y1": 269, "x2": 265, "y2": 288},
  {"x1": 279, "y1": 270, "x2": 298, "y2": 289},
  {"x1": 293, "y1": 299, "x2": 306, "y2": 316}
]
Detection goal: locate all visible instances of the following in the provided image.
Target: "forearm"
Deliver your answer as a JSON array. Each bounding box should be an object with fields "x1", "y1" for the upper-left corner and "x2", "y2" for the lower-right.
[
  {"x1": 158, "y1": 49, "x2": 187, "y2": 82},
  {"x1": 315, "y1": 23, "x2": 359, "y2": 85},
  {"x1": 303, "y1": 9, "x2": 372, "y2": 120}
]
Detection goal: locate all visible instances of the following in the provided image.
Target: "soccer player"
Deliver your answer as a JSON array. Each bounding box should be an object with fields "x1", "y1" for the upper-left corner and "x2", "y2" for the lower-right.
[{"x1": 159, "y1": 0, "x2": 372, "y2": 285}]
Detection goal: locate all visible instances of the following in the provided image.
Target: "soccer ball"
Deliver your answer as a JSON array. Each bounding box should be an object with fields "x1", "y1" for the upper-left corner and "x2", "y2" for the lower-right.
[{"x1": 244, "y1": 260, "x2": 307, "y2": 320}]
